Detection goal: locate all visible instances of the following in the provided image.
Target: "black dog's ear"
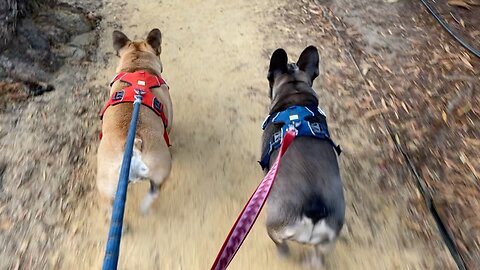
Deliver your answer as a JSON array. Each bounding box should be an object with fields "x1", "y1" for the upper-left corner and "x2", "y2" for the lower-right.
[
  {"x1": 146, "y1": 28, "x2": 162, "y2": 55},
  {"x1": 297, "y1": 46, "x2": 319, "y2": 84},
  {"x1": 268, "y1": 48, "x2": 288, "y2": 82},
  {"x1": 113, "y1": 30, "x2": 130, "y2": 54}
]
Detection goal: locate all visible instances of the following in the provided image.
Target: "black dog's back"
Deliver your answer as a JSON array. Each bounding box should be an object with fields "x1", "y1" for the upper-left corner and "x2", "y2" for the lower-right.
[
  {"x1": 263, "y1": 46, "x2": 345, "y2": 267},
  {"x1": 267, "y1": 137, "x2": 345, "y2": 239}
]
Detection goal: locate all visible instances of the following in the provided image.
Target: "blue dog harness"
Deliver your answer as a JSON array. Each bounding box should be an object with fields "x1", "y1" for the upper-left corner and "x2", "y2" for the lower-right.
[{"x1": 259, "y1": 105, "x2": 341, "y2": 169}]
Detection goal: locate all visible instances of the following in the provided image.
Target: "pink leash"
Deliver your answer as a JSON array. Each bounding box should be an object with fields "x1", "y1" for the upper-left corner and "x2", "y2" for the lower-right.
[{"x1": 211, "y1": 130, "x2": 297, "y2": 270}]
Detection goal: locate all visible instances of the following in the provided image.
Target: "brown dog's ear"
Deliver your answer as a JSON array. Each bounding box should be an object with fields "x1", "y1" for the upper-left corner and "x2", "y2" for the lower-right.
[
  {"x1": 146, "y1": 28, "x2": 162, "y2": 55},
  {"x1": 297, "y1": 46, "x2": 319, "y2": 84},
  {"x1": 113, "y1": 30, "x2": 130, "y2": 54}
]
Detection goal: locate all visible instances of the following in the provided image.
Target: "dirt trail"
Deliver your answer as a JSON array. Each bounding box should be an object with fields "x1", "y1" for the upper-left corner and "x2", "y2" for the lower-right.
[{"x1": 58, "y1": 0, "x2": 456, "y2": 269}]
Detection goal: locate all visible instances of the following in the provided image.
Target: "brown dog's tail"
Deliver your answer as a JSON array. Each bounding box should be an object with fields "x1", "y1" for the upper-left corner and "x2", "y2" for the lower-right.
[{"x1": 129, "y1": 138, "x2": 149, "y2": 182}]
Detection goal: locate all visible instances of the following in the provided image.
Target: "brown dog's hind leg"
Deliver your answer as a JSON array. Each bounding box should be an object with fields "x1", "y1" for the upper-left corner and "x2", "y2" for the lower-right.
[{"x1": 140, "y1": 180, "x2": 161, "y2": 214}]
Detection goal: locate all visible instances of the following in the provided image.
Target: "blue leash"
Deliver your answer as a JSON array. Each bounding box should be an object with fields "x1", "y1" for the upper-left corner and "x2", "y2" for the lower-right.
[{"x1": 102, "y1": 90, "x2": 144, "y2": 270}]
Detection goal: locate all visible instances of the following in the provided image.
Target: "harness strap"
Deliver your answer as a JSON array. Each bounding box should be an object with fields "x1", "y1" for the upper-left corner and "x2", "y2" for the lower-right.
[
  {"x1": 100, "y1": 70, "x2": 171, "y2": 146},
  {"x1": 110, "y1": 72, "x2": 169, "y2": 89},
  {"x1": 259, "y1": 105, "x2": 341, "y2": 169}
]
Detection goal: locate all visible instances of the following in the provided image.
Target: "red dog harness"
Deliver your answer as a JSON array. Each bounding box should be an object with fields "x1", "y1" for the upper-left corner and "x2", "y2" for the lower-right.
[{"x1": 99, "y1": 70, "x2": 171, "y2": 146}]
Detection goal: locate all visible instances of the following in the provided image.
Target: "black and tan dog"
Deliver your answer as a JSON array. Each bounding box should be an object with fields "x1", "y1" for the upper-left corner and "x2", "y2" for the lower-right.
[
  {"x1": 97, "y1": 29, "x2": 173, "y2": 213},
  {"x1": 261, "y1": 46, "x2": 345, "y2": 268}
]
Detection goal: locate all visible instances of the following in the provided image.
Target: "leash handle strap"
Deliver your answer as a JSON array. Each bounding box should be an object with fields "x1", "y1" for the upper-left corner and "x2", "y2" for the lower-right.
[
  {"x1": 211, "y1": 130, "x2": 297, "y2": 270},
  {"x1": 102, "y1": 92, "x2": 143, "y2": 270}
]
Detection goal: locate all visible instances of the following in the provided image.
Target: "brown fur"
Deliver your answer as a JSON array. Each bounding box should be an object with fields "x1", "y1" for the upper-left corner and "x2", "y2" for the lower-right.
[{"x1": 97, "y1": 29, "x2": 173, "y2": 213}]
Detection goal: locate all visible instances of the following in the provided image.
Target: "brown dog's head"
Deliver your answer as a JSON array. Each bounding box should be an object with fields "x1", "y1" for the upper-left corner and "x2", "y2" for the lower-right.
[
  {"x1": 267, "y1": 46, "x2": 320, "y2": 110},
  {"x1": 112, "y1": 28, "x2": 163, "y2": 74}
]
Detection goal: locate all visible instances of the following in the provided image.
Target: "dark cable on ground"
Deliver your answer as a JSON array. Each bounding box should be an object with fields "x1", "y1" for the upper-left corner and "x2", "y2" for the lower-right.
[
  {"x1": 420, "y1": 0, "x2": 480, "y2": 59},
  {"x1": 384, "y1": 122, "x2": 467, "y2": 270},
  {"x1": 321, "y1": 3, "x2": 469, "y2": 269}
]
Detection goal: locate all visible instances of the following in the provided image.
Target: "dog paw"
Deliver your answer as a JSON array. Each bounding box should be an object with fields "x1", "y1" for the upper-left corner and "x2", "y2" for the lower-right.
[
  {"x1": 303, "y1": 252, "x2": 325, "y2": 270},
  {"x1": 277, "y1": 242, "x2": 290, "y2": 258},
  {"x1": 140, "y1": 200, "x2": 151, "y2": 215},
  {"x1": 140, "y1": 192, "x2": 158, "y2": 215}
]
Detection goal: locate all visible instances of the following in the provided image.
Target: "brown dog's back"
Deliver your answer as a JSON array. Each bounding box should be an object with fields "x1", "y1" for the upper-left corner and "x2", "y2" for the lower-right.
[{"x1": 96, "y1": 29, "x2": 173, "y2": 214}]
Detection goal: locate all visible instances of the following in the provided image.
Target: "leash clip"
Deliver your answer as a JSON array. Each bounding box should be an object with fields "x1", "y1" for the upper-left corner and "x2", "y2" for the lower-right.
[
  {"x1": 286, "y1": 123, "x2": 299, "y2": 135},
  {"x1": 134, "y1": 89, "x2": 145, "y2": 104},
  {"x1": 134, "y1": 89, "x2": 146, "y2": 96}
]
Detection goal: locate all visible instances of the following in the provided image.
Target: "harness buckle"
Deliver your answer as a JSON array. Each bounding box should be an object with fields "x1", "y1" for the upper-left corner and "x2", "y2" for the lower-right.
[
  {"x1": 134, "y1": 89, "x2": 145, "y2": 104},
  {"x1": 287, "y1": 122, "x2": 300, "y2": 135},
  {"x1": 134, "y1": 89, "x2": 146, "y2": 96}
]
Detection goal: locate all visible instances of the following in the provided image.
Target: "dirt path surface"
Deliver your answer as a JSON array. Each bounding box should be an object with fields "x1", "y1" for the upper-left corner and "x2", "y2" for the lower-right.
[{"x1": 2, "y1": 0, "x2": 471, "y2": 269}]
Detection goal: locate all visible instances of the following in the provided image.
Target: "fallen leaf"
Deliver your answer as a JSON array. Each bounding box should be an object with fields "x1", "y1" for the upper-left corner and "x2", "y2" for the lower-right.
[
  {"x1": 442, "y1": 111, "x2": 448, "y2": 123},
  {"x1": 445, "y1": 44, "x2": 451, "y2": 54},
  {"x1": 364, "y1": 108, "x2": 389, "y2": 119},
  {"x1": 460, "y1": 56, "x2": 474, "y2": 70},
  {"x1": 360, "y1": 62, "x2": 371, "y2": 75},
  {"x1": 367, "y1": 79, "x2": 377, "y2": 91},
  {"x1": 448, "y1": 0, "x2": 472, "y2": 9},
  {"x1": 308, "y1": 7, "x2": 321, "y2": 15},
  {"x1": 0, "y1": 220, "x2": 13, "y2": 231},
  {"x1": 456, "y1": 102, "x2": 472, "y2": 117},
  {"x1": 444, "y1": 158, "x2": 456, "y2": 169},
  {"x1": 381, "y1": 98, "x2": 388, "y2": 109},
  {"x1": 464, "y1": 137, "x2": 480, "y2": 147},
  {"x1": 402, "y1": 102, "x2": 409, "y2": 114},
  {"x1": 465, "y1": 0, "x2": 480, "y2": 5}
]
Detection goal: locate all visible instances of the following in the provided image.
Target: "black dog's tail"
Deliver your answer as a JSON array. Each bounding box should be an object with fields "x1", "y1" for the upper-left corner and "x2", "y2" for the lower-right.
[{"x1": 303, "y1": 196, "x2": 329, "y2": 224}]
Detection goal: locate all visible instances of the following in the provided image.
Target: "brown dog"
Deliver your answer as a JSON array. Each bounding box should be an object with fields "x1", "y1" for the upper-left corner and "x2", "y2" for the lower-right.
[{"x1": 97, "y1": 29, "x2": 173, "y2": 213}]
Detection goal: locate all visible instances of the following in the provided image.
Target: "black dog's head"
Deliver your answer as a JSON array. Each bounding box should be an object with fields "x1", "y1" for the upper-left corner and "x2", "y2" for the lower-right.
[{"x1": 267, "y1": 46, "x2": 320, "y2": 110}]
